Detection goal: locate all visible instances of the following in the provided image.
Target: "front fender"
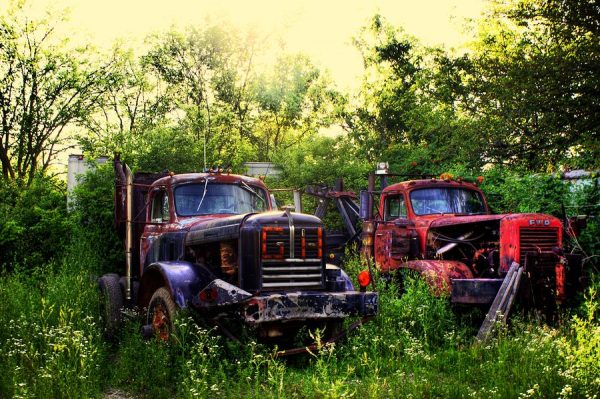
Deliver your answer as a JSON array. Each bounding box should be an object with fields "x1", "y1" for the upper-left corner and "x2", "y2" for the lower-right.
[
  {"x1": 401, "y1": 260, "x2": 473, "y2": 295},
  {"x1": 326, "y1": 264, "x2": 355, "y2": 291},
  {"x1": 140, "y1": 261, "x2": 215, "y2": 309}
]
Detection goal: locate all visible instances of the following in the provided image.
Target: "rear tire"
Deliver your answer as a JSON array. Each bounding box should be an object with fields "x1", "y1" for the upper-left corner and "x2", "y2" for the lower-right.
[
  {"x1": 146, "y1": 287, "x2": 178, "y2": 341},
  {"x1": 98, "y1": 274, "x2": 123, "y2": 339}
]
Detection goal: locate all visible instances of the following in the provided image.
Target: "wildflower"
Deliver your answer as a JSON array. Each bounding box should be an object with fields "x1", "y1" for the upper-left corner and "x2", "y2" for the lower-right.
[{"x1": 559, "y1": 385, "x2": 572, "y2": 398}]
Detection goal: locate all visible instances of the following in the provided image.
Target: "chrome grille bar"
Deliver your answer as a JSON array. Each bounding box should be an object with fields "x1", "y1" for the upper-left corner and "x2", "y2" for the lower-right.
[{"x1": 261, "y1": 224, "x2": 324, "y2": 290}]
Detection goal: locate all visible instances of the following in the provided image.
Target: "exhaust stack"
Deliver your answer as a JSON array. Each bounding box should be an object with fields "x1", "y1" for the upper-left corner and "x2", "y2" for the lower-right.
[{"x1": 125, "y1": 163, "x2": 133, "y2": 301}]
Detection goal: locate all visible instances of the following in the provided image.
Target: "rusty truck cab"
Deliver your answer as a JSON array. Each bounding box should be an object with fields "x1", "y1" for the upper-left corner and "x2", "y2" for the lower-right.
[
  {"x1": 361, "y1": 173, "x2": 581, "y2": 309},
  {"x1": 110, "y1": 158, "x2": 377, "y2": 347}
]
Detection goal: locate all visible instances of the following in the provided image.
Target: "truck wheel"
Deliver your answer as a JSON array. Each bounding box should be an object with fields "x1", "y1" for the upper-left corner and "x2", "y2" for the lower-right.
[
  {"x1": 146, "y1": 287, "x2": 178, "y2": 341},
  {"x1": 98, "y1": 274, "x2": 124, "y2": 339}
]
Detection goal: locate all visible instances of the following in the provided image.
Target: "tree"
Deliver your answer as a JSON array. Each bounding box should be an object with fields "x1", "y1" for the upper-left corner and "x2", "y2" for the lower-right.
[
  {"x1": 346, "y1": 15, "x2": 422, "y2": 161},
  {"x1": 143, "y1": 24, "x2": 264, "y2": 168},
  {"x1": 344, "y1": 15, "x2": 482, "y2": 173},
  {"x1": 458, "y1": 0, "x2": 600, "y2": 170},
  {"x1": 79, "y1": 45, "x2": 173, "y2": 157},
  {"x1": 0, "y1": 3, "x2": 111, "y2": 183},
  {"x1": 253, "y1": 54, "x2": 338, "y2": 161}
]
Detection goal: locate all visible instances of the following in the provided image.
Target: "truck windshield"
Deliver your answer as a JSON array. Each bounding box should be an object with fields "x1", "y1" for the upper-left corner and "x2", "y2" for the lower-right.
[
  {"x1": 174, "y1": 182, "x2": 268, "y2": 216},
  {"x1": 410, "y1": 188, "x2": 486, "y2": 216}
]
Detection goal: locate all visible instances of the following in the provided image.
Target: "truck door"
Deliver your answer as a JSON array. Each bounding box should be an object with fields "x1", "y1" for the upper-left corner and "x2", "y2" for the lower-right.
[
  {"x1": 374, "y1": 194, "x2": 412, "y2": 271},
  {"x1": 141, "y1": 187, "x2": 177, "y2": 270}
]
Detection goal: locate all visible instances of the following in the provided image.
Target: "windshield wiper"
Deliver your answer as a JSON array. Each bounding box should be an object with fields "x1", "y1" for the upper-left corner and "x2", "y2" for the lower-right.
[
  {"x1": 424, "y1": 205, "x2": 445, "y2": 215},
  {"x1": 196, "y1": 178, "x2": 210, "y2": 212}
]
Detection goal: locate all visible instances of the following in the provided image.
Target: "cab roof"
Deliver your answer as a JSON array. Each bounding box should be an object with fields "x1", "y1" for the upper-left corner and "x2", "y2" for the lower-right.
[
  {"x1": 382, "y1": 178, "x2": 482, "y2": 194},
  {"x1": 150, "y1": 172, "x2": 268, "y2": 189}
]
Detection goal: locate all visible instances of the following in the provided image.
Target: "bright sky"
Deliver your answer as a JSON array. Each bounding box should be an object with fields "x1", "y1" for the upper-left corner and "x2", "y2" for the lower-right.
[{"x1": 18, "y1": 0, "x2": 487, "y2": 91}]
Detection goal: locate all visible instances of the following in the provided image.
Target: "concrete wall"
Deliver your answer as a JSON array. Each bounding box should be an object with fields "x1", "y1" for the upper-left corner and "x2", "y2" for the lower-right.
[
  {"x1": 67, "y1": 154, "x2": 108, "y2": 208},
  {"x1": 243, "y1": 162, "x2": 281, "y2": 177}
]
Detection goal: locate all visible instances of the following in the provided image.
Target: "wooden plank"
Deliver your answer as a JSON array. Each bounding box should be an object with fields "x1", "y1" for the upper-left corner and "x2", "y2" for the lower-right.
[
  {"x1": 476, "y1": 262, "x2": 519, "y2": 342},
  {"x1": 496, "y1": 267, "x2": 519, "y2": 315},
  {"x1": 499, "y1": 266, "x2": 524, "y2": 325}
]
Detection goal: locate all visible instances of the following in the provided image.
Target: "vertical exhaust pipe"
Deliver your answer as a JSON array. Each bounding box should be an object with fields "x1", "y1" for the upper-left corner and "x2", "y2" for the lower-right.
[
  {"x1": 125, "y1": 164, "x2": 133, "y2": 301},
  {"x1": 359, "y1": 173, "x2": 376, "y2": 260},
  {"x1": 367, "y1": 172, "x2": 375, "y2": 220}
]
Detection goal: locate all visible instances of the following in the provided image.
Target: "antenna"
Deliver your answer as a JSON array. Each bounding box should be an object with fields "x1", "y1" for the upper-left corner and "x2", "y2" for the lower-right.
[{"x1": 203, "y1": 130, "x2": 207, "y2": 172}]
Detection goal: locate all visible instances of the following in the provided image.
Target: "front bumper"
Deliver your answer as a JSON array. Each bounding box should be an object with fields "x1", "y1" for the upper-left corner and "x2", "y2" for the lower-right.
[
  {"x1": 241, "y1": 291, "x2": 378, "y2": 325},
  {"x1": 451, "y1": 278, "x2": 503, "y2": 304}
]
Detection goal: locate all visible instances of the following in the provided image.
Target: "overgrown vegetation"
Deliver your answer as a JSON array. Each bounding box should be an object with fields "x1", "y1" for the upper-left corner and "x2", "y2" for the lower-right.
[
  {"x1": 0, "y1": 144, "x2": 597, "y2": 399},
  {"x1": 0, "y1": 176, "x2": 73, "y2": 271},
  {"x1": 1, "y1": 250, "x2": 598, "y2": 398},
  {"x1": 0, "y1": 0, "x2": 599, "y2": 397}
]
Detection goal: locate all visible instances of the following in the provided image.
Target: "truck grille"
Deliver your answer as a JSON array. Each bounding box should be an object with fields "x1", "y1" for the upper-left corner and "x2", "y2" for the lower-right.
[
  {"x1": 261, "y1": 226, "x2": 324, "y2": 290},
  {"x1": 519, "y1": 227, "x2": 559, "y2": 270}
]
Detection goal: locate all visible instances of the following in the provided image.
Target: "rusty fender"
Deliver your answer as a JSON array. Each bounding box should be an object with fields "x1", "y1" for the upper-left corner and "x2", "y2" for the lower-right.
[
  {"x1": 401, "y1": 259, "x2": 473, "y2": 295},
  {"x1": 242, "y1": 291, "x2": 378, "y2": 325}
]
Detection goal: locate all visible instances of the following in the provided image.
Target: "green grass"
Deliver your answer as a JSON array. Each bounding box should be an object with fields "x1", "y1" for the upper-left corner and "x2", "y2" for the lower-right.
[{"x1": 0, "y1": 252, "x2": 598, "y2": 398}]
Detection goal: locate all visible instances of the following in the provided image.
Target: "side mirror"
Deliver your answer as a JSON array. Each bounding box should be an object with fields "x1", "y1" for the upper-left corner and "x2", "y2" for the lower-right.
[
  {"x1": 359, "y1": 190, "x2": 371, "y2": 220},
  {"x1": 270, "y1": 193, "x2": 279, "y2": 210}
]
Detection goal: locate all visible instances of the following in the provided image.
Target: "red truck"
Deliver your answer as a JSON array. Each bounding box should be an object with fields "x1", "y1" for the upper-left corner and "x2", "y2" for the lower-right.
[
  {"x1": 307, "y1": 166, "x2": 584, "y2": 318},
  {"x1": 98, "y1": 157, "x2": 377, "y2": 349},
  {"x1": 356, "y1": 168, "x2": 584, "y2": 314}
]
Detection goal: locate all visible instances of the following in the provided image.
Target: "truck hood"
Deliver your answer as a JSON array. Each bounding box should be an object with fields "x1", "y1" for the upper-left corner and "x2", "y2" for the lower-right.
[
  {"x1": 183, "y1": 213, "x2": 250, "y2": 231},
  {"x1": 185, "y1": 211, "x2": 323, "y2": 247},
  {"x1": 426, "y1": 213, "x2": 559, "y2": 229},
  {"x1": 185, "y1": 213, "x2": 254, "y2": 246},
  {"x1": 427, "y1": 214, "x2": 504, "y2": 228},
  {"x1": 243, "y1": 210, "x2": 322, "y2": 227}
]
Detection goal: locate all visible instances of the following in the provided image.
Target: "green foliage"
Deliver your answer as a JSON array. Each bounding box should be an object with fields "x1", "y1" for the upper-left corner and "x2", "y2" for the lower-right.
[
  {"x1": 460, "y1": 0, "x2": 599, "y2": 170},
  {"x1": 273, "y1": 135, "x2": 370, "y2": 191},
  {"x1": 559, "y1": 280, "x2": 600, "y2": 397},
  {"x1": 345, "y1": 15, "x2": 486, "y2": 171},
  {"x1": 252, "y1": 54, "x2": 337, "y2": 161},
  {"x1": 480, "y1": 166, "x2": 569, "y2": 215},
  {"x1": 0, "y1": 176, "x2": 73, "y2": 271},
  {"x1": 567, "y1": 178, "x2": 600, "y2": 272},
  {"x1": 110, "y1": 323, "x2": 176, "y2": 398},
  {"x1": 0, "y1": 249, "x2": 598, "y2": 398},
  {"x1": 132, "y1": 126, "x2": 205, "y2": 173},
  {"x1": 342, "y1": 1, "x2": 599, "y2": 172},
  {"x1": 70, "y1": 163, "x2": 123, "y2": 275}
]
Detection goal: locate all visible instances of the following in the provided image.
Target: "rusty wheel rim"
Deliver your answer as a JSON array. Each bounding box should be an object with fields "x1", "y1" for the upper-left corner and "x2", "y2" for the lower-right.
[{"x1": 151, "y1": 303, "x2": 170, "y2": 341}]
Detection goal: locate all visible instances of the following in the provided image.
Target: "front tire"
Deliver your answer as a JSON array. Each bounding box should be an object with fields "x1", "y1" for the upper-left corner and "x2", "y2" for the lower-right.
[{"x1": 146, "y1": 287, "x2": 178, "y2": 341}]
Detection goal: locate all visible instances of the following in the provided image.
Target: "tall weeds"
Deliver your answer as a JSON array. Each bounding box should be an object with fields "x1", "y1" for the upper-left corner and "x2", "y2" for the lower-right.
[
  {"x1": 0, "y1": 251, "x2": 597, "y2": 398},
  {"x1": 0, "y1": 262, "x2": 106, "y2": 398}
]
